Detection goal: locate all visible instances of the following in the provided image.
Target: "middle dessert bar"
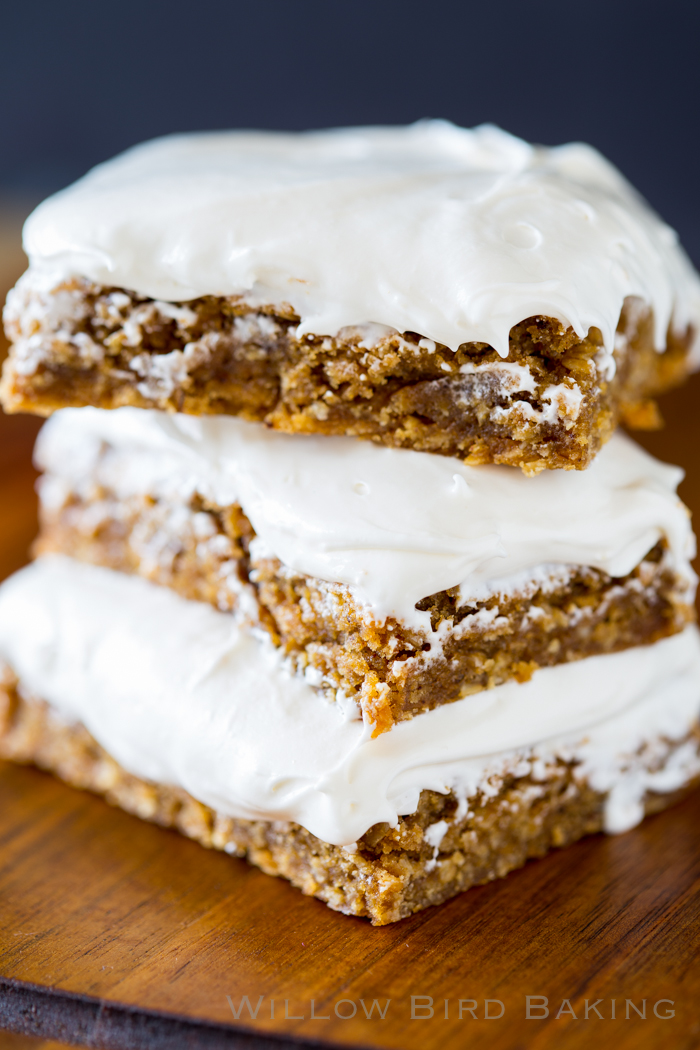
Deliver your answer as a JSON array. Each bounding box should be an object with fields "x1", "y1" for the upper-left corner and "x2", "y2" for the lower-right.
[{"x1": 33, "y1": 407, "x2": 696, "y2": 734}]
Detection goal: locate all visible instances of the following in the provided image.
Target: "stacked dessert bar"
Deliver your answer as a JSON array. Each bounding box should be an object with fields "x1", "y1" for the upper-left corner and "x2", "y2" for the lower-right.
[{"x1": 1, "y1": 122, "x2": 699, "y2": 925}]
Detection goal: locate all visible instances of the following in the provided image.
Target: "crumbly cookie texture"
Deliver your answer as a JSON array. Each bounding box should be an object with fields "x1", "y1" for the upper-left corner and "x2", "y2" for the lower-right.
[
  {"x1": 36, "y1": 479, "x2": 694, "y2": 734},
  {"x1": 2, "y1": 273, "x2": 692, "y2": 472},
  {"x1": 1, "y1": 673, "x2": 695, "y2": 925}
]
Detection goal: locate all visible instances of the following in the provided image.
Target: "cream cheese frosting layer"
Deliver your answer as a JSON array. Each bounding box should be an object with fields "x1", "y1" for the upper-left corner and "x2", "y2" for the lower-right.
[
  {"x1": 35, "y1": 407, "x2": 696, "y2": 624},
  {"x1": 0, "y1": 557, "x2": 698, "y2": 843},
  {"x1": 22, "y1": 121, "x2": 700, "y2": 359}
]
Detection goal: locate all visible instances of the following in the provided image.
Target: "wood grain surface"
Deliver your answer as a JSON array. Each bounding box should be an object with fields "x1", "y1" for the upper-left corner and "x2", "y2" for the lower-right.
[{"x1": 1, "y1": 210, "x2": 700, "y2": 1050}]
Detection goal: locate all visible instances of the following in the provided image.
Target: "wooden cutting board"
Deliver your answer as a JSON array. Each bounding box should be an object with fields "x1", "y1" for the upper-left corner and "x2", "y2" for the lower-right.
[{"x1": 1, "y1": 220, "x2": 700, "y2": 1050}]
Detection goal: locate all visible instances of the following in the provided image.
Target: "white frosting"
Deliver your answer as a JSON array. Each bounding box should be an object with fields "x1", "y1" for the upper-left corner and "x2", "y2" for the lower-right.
[
  {"x1": 35, "y1": 407, "x2": 696, "y2": 624},
  {"x1": 22, "y1": 121, "x2": 700, "y2": 359},
  {"x1": 0, "y1": 556, "x2": 698, "y2": 843}
]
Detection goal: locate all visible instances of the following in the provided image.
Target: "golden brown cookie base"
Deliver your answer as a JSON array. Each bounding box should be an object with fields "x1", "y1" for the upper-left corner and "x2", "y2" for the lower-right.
[
  {"x1": 36, "y1": 480, "x2": 695, "y2": 734},
  {"x1": 2, "y1": 275, "x2": 692, "y2": 473},
  {"x1": 1, "y1": 670, "x2": 696, "y2": 925}
]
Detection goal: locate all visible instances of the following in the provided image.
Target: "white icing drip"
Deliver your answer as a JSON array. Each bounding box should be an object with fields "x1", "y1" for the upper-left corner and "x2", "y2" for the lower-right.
[
  {"x1": 424, "y1": 818, "x2": 449, "y2": 871},
  {"x1": 34, "y1": 407, "x2": 696, "y2": 626},
  {"x1": 21, "y1": 122, "x2": 700, "y2": 360},
  {"x1": 0, "y1": 557, "x2": 698, "y2": 845}
]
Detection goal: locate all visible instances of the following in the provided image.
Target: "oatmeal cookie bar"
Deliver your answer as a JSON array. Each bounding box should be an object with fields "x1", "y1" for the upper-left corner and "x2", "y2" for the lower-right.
[
  {"x1": 7, "y1": 121, "x2": 700, "y2": 473},
  {"x1": 32, "y1": 404, "x2": 696, "y2": 734},
  {"x1": 36, "y1": 487, "x2": 694, "y2": 735},
  {"x1": 1, "y1": 674, "x2": 697, "y2": 925},
  {"x1": 1, "y1": 276, "x2": 691, "y2": 473},
  {"x1": 1, "y1": 557, "x2": 697, "y2": 924}
]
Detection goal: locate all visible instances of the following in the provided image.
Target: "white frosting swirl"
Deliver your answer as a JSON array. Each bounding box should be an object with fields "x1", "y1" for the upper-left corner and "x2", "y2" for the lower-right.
[
  {"x1": 22, "y1": 121, "x2": 700, "y2": 358},
  {"x1": 0, "y1": 557, "x2": 698, "y2": 843},
  {"x1": 36, "y1": 407, "x2": 696, "y2": 624}
]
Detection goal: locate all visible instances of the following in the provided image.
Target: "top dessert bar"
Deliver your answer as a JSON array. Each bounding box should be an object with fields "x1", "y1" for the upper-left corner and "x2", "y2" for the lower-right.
[{"x1": 3, "y1": 122, "x2": 700, "y2": 472}]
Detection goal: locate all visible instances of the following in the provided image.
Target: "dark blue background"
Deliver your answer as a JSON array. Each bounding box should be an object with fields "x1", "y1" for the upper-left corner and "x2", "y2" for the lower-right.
[{"x1": 3, "y1": 0, "x2": 699, "y2": 257}]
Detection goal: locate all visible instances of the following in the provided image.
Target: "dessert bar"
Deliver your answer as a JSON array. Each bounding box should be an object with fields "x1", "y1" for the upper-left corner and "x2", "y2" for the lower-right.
[
  {"x1": 4, "y1": 123, "x2": 700, "y2": 473},
  {"x1": 1, "y1": 557, "x2": 697, "y2": 925},
  {"x1": 33, "y1": 407, "x2": 696, "y2": 733}
]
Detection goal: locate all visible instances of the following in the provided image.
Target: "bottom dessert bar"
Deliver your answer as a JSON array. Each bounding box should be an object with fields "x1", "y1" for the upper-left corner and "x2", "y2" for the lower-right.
[
  {"x1": 0, "y1": 557, "x2": 699, "y2": 925},
  {"x1": 1, "y1": 682, "x2": 698, "y2": 926}
]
